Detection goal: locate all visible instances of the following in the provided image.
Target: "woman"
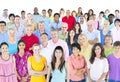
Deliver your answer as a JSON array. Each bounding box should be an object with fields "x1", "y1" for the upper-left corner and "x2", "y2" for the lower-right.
[
  {"x1": 47, "y1": 46, "x2": 69, "y2": 82},
  {"x1": 66, "y1": 29, "x2": 76, "y2": 55},
  {"x1": 87, "y1": 43, "x2": 109, "y2": 82},
  {"x1": 68, "y1": 43, "x2": 87, "y2": 82},
  {"x1": 87, "y1": 9, "x2": 94, "y2": 21},
  {"x1": 100, "y1": 20, "x2": 111, "y2": 45},
  {"x1": 84, "y1": 13, "x2": 88, "y2": 22},
  {"x1": 78, "y1": 34, "x2": 92, "y2": 62},
  {"x1": 14, "y1": 40, "x2": 32, "y2": 82},
  {"x1": 74, "y1": 22, "x2": 82, "y2": 40},
  {"x1": 107, "y1": 41, "x2": 120, "y2": 82},
  {"x1": 0, "y1": 42, "x2": 17, "y2": 82},
  {"x1": 28, "y1": 44, "x2": 47, "y2": 82},
  {"x1": 21, "y1": 25, "x2": 39, "y2": 54},
  {"x1": 103, "y1": 35, "x2": 114, "y2": 57},
  {"x1": 7, "y1": 28, "x2": 18, "y2": 54}
]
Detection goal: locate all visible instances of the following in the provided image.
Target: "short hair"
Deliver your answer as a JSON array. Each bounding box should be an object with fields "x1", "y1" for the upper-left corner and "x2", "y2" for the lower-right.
[
  {"x1": 108, "y1": 14, "x2": 115, "y2": 18},
  {"x1": 42, "y1": 9, "x2": 46, "y2": 12},
  {"x1": 54, "y1": 13, "x2": 60, "y2": 17},
  {"x1": 114, "y1": 19, "x2": 120, "y2": 24},
  {"x1": 99, "y1": 11, "x2": 104, "y2": 15},
  {"x1": 0, "y1": 21, "x2": 6, "y2": 26},
  {"x1": 15, "y1": 15, "x2": 20, "y2": 18},
  {"x1": 9, "y1": 13, "x2": 15, "y2": 19},
  {"x1": 41, "y1": 33, "x2": 48, "y2": 37},
  {"x1": 0, "y1": 42, "x2": 9, "y2": 48},
  {"x1": 48, "y1": 9, "x2": 52, "y2": 13},
  {"x1": 113, "y1": 41, "x2": 120, "y2": 47},
  {"x1": 71, "y1": 43, "x2": 81, "y2": 51},
  {"x1": 21, "y1": 10, "x2": 25, "y2": 14},
  {"x1": 39, "y1": 21, "x2": 45, "y2": 24},
  {"x1": 115, "y1": 9, "x2": 119, "y2": 13}
]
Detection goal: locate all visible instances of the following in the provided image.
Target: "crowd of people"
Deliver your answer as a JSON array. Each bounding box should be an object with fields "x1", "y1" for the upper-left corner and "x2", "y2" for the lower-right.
[{"x1": 0, "y1": 7, "x2": 120, "y2": 82}]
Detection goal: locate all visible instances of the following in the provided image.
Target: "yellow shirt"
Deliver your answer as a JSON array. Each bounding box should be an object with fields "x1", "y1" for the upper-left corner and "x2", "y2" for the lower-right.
[
  {"x1": 80, "y1": 44, "x2": 92, "y2": 63},
  {"x1": 49, "y1": 16, "x2": 54, "y2": 22},
  {"x1": 28, "y1": 56, "x2": 46, "y2": 82}
]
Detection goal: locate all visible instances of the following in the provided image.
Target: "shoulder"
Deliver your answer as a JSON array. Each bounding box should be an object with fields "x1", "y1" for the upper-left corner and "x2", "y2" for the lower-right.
[
  {"x1": 41, "y1": 55, "x2": 47, "y2": 62},
  {"x1": 28, "y1": 56, "x2": 34, "y2": 62}
]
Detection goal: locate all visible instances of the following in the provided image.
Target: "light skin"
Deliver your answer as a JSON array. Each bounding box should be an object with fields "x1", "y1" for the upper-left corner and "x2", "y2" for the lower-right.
[
  {"x1": 38, "y1": 23, "x2": 45, "y2": 34},
  {"x1": 8, "y1": 29, "x2": 16, "y2": 44},
  {"x1": 51, "y1": 31, "x2": 59, "y2": 43},
  {"x1": 0, "y1": 23, "x2": 6, "y2": 33},
  {"x1": 104, "y1": 37, "x2": 113, "y2": 50},
  {"x1": 9, "y1": 16, "x2": 15, "y2": 23},
  {"x1": 54, "y1": 15, "x2": 59, "y2": 23},
  {"x1": 26, "y1": 27, "x2": 33, "y2": 36},
  {"x1": 41, "y1": 34, "x2": 48, "y2": 47},
  {"x1": 114, "y1": 46, "x2": 120, "y2": 58},
  {"x1": 61, "y1": 23, "x2": 68, "y2": 34}
]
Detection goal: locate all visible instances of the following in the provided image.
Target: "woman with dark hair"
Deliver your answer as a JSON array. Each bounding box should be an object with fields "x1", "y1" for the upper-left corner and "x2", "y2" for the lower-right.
[
  {"x1": 68, "y1": 43, "x2": 87, "y2": 82},
  {"x1": 0, "y1": 42, "x2": 17, "y2": 82},
  {"x1": 66, "y1": 29, "x2": 76, "y2": 55},
  {"x1": 74, "y1": 22, "x2": 82, "y2": 40},
  {"x1": 87, "y1": 43, "x2": 109, "y2": 82},
  {"x1": 47, "y1": 46, "x2": 69, "y2": 82},
  {"x1": 87, "y1": 9, "x2": 94, "y2": 21},
  {"x1": 14, "y1": 40, "x2": 32, "y2": 82}
]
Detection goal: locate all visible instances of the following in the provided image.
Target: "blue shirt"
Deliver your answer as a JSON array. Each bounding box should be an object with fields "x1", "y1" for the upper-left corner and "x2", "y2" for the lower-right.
[
  {"x1": 108, "y1": 23, "x2": 115, "y2": 31},
  {"x1": 7, "y1": 41, "x2": 18, "y2": 55},
  {"x1": 49, "y1": 21, "x2": 62, "y2": 30},
  {"x1": 37, "y1": 17, "x2": 51, "y2": 34},
  {"x1": 0, "y1": 31, "x2": 8, "y2": 44}
]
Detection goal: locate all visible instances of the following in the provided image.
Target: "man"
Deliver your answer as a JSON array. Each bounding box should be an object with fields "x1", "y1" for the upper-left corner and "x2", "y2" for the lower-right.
[
  {"x1": 48, "y1": 9, "x2": 54, "y2": 21},
  {"x1": 62, "y1": 10, "x2": 76, "y2": 31},
  {"x1": 20, "y1": 10, "x2": 26, "y2": 25},
  {"x1": 0, "y1": 9, "x2": 9, "y2": 23}
]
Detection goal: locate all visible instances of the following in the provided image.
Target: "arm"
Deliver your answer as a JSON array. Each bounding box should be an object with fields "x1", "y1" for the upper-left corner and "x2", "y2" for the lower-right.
[
  {"x1": 88, "y1": 38, "x2": 98, "y2": 45},
  {"x1": 87, "y1": 69, "x2": 92, "y2": 82},
  {"x1": 96, "y1": 72, "x2": 108, "y2": 82},
  {"x1": 66, "y1": 62, "x2": 70, "y2": 82},
  {"x1": 47, "y1": 64, "x2": 51, "y2": 82}
]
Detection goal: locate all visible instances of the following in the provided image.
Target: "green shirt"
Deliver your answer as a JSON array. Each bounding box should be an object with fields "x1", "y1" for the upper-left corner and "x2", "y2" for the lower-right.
[
  {"x1": 59, "y1": 31, "x2": 68, "y2": 41},
  {"x1": 104, "y1": 47, "x2": 114, "y2": 57}
]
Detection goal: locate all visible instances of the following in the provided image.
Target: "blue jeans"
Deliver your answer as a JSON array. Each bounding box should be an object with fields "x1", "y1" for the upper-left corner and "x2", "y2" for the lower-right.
[
  {"x1": 108, "y1": 79, "x2": 120, "y2": 82},
  {"x1": 70, "y1": 79, "x2": 85, "y2": 82}
]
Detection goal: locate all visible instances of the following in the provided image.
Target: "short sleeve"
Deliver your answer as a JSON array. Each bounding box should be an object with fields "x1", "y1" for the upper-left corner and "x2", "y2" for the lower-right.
[
  {"x1": 42, "y1": 56, "x2": 47, "y2": 63},
  {"x1": 87, "y1": 61, "x2": 91, "y2": 69},
  {"x1": 28, "y1": 56, "x2": 32, "y2": 63},
  {"x1": 103, "y1": 58, "x2": 109, "y2": 73}
]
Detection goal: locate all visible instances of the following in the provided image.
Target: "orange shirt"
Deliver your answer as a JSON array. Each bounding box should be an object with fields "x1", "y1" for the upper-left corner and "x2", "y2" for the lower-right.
[{"x1": 67, "y1": 54, "x2": 87, "y2": 81}]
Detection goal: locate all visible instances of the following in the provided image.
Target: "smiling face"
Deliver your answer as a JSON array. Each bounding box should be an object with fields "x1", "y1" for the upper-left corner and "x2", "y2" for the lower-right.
[
  {"x1": 1, "y1": 44, "x2": 8, "y2": 54},
  {"x1": 95, "y1": 46, "x2": 102, "y2": 57},
  {"x1": 0, "y1": 23, "x2": 6, "y2": 32},
  {"x1": 104, "y1": 36, "x2": 112, "y2": 45},
  {"x1": 8, "y1": 29, "x2": 16, "y2": 38},
  {"x1": 72, "y1": 47, "x2": 80, "y2": 56},
  {"x1": 33, "y1": 45, "x2": 40, "y2": 55},
  {"x1": 18, "y1": 42, "x2": 25, "y2": 50},
  {"x1": 78, "y1": 35, "x2": 88, "y2": 45},
  {"x1": 55, "y1": 49, "x2": 63, "y2": 59},
  {"x1": 26, "y1": 27, "x2": 33, "y2": 36}
]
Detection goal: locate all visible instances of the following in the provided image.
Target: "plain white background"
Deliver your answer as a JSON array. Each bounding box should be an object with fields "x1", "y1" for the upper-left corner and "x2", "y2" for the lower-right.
[{"x1": 0, "y1": 0, "x2": 120, "y2": 16}]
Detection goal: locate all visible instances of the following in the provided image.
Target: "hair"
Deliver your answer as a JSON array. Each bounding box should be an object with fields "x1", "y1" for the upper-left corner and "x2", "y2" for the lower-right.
[
  {"x1": 59, "y1": 8, "x2": 65, "y2": 14},
  {"x1": 89, "y1": 43, "x2": 106, "y2": 64},
  {"x1": 41, "y1": 33, "x2": 48, "y2": 37},
  {"x1": 51, "y1": 46, "x2": 65, "y2": 72},
  {"x1": 74, "y1": 22, "x2": 82, "y2": 34},
  {"x1": 67, "y1": 29, "x2": 76, "y2": 45},
  {"x1": 42, "y1": 9, "x2": 46, "y2": 12},
  {"x1": 21, "y1": 10, "x2": 25, "y2": 14},
  {"x1": 113, "y1": 41, "x2": 120, "y2": 47},
  {"x1": 87, "y1": 9, "x2": 94, "y2": 21},
  {"x1": 108, "y1": 14, "x2": 115, "y2": 18},
  {"x1": 39, "y1": 21, "x2": 45, "y2": 24},
  {"x1": 114, "y1": 19, "x2": 120, "y2": 24},
  {"x1": 0, "y1": 42, "x2": 9, "y2": 48},
  {"x1": 103, "y1": 20, "x2": 110, "y2": 25},
  {"x1": 54, "y1": 13, "x2": 60, "y2": 17},
  {"x1": 32, "y1": 44, "x2": 40, "y2": 50},
  {"x1": 71, "y1": 10, "x2": 77, "y2": 16},
  {"x1": 115, "y1": 9, "x2": 119, "y2": 13},
  {"x1": 0, "y1": 21, "x2": 6, "y2": 26},
  {"x1": 9, "y1": 13, "x2": 15, "y2": 20},
  {"x1": 17, "y1": 40, "x2": 26, "y2": 53},
  {"x1": 15, "y1": 15, "x2": 20, "y2": 18},
  {"x1": 99, "y1": 11, "x2": 104, "y2": 15},
  {"x1": 48, "y1": 9, "x2": 52, "y2": 13},
  {"x1": 77, "y1": 7, "x2": 83, "y2": 15},
  {"x1": 104, "y1": 35, "x2": 113, "y2": 45},
  {"x1": 71, "y1": 43, "x2": 81, "y2": 51}
]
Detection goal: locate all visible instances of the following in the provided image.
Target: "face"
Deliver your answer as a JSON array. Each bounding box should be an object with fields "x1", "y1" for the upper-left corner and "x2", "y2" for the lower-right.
[
  {"x1": 54, "y1": 15, "x2": 59, "y2": 21},
  {"x1": 10, "y1": 16, "x2": 15, "y2": 21},
  {"x1": 48, "y1": 10, "x2": 52, "y2": 15},
  {"x1": 39, "y1": 23, "x2": 45, "y2": 31},
  {"x1": 75, "y1": 24, "x2": 80, "y2": 30},
  {"x1": 104, "y1": 37, "x2": 112, "y2": 45},
  {"x1": 69, "y1": 30, "x2": 75, "y2": 37},
  {"x1": 114, "y1": 46, "x2": 120, "y2": 54},
  {"x1": 115, "y1": 11, "x2": 119, "y2": 15},
  {"x1": 42, "y1": 11, "x2": 46, "y2": 16},
  {"x1": 87, "y1": 23, "x2": 93, "y2": 31},
  {"x1": 41, "y1": 34, "x2": 48, "y2": 43},
  {"x1": 72, "y1": 47, "x2": 79, "y2": 56},
  {"x1": 0, "y1": 23, "x2": 6, "y2": 32},
  {"x1": 61, "y1": 23, "x2": 68, "y2": 32},
  {"x1": 9, "y1": 30, "x2": 16, "y2": 37},
  {"x1": 115, "y1": 21, "x2": 120, "y2": 26},
  {"x1": 80, "y1": 17, "x2": 84, "y2": 23},
  {"x1": 78, "y1": 35, "x2": 87, "y2": 45},
  {"x1": 51, "y1": 31, "x2": 58, "y2": 40},
  {"x1": 109, "y1": 16, "x2": 114, "y2": 22},
  {"x1": 66, "y1": 10, "x2": 70, "y2": 17},
  {"x1": 95, "y1": 46, "x2": 101, "y2": 56},
  {"x1": 15, "y1": 17, "x2": 20, "y2": 23},
  {"x1": 33, "y1": 46, "x2": 40, "y2": 55},
  {"x1": 27, "y1": 14, "x2": 32, "y2": 20},
  {"x1": 34, "y1": 7, "x2": 38, "y2": 13},
  {"x1": 89, "y1": 10, "x2": 93, "y2": 15},
  {"x1": 1, "y1": 44, "x2": 8, "y2": 53},
  {"x1": 3, "y1": 11, "x2": 8, "y2": 16},
  {"x1": 21, "y1": 12, "x2": 25, "y2": 17},
  {"x1": 78, "y1": 8, "x2": 82, "y2": 12},
  {"x1": 26, "y1": 27, "x2": 33, "y2": 36},
  {"x1": 18, "y1": 42, "x2": 25, "y2": 50},
  {"x1": 55, "y1": 49, "x2": 63, "y2": 59}
]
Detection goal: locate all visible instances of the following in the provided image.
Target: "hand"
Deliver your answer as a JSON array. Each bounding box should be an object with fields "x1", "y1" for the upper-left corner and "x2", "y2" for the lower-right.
[
  {"x1": 96, "y1": 79, "x2": 101, "y2": 82},
  {"x1": 21, "y1": 77, "x2": 27, "y2": 82},
  {"x1": 75, "y1": 68, "x2": 85, "y2": 75}
]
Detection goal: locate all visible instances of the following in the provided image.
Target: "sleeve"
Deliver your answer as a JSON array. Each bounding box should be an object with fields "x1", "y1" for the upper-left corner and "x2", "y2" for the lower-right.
[
  {"x1": 42, "y1": 56, "x2": 47, "y2": 63},
  {"x1": 103, "y1": 58, "x2": 109, "y2": 73},
  {"x1": 87, "y1": 61, "x2": 91, "y2": 69},
  {"x1": 28, "y1": 56, "x2": 32, "y2": 63},
  {"x1": 64, "y1": 41, "x2": 69, "y2": 61}
]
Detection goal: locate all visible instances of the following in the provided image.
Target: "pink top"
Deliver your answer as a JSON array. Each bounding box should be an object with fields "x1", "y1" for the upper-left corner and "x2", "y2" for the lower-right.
[
  {"x1": 0, "y1": 55, "x2": 17, "y2": 82},
  {"x1": 67, "y1": 54, "x2": 87, "y2": 81},
  {"x1": 48, "y1": 39, "x2": 69, "y2": 61}
]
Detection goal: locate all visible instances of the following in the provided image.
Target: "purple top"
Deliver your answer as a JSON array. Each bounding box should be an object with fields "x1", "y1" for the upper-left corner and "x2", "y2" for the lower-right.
[
  {"x1": 14, "y1": 51, "x2": 32, "y2": 82},
  {"x1": 107, "y1": 54, "x2": 120, "y2": 81}
]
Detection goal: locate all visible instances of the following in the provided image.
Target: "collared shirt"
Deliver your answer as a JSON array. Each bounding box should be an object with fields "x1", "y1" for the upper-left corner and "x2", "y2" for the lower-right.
[
  {"x1": 62, "y1": 16, "x2": 76, "y2": 31},
  {"x1": 49, "y1": 21, "x2": 62, "y2": 30},
  {"x1": 111, "y1": 27, "x2": 120, "y2": 43},
  {"x1": 48, "y1": 39, "x2": 69, "y2": 61},
  {"x1": 80, "y1": 23, "x2": 87, "y2": 32},
  {"x1": 49, "y1": 16, "x2": 54, "y2": 22},
  {"x1": 20, "y1": 18, "x2": 27, "y2": 25},
  {"x1": 6, "y1": 22, "x2": 15, "y2": 30},
  {"x1": 32, "y1": 14, "x2": 41, "y2": 22},
  {"x1": 59, "y1": 31, "x2": 68, "y2": 41},
  {"x1": 87, "y1": 57, "x2": 109, "y2": 81},
  {"x1": 0, "y1": 31, "x2": 8, "y2": 44},
  {"x1": 68, "y1": 54, "x2": 87, "y2": 81},
  {"x1": 40, "y1": 44, "x2": 53, "y2": 64},
  {"x1": 0, "y1": 16, "x2": 9, "y2": 23}
]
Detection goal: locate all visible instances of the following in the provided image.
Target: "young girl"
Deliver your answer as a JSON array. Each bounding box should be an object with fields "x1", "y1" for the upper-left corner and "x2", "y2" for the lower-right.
[
  {"x1": 87, "y1": 43, "x2": 109, "y2": 82},
  {"x1": 0, "y1": 42, "x2": 17, "y2": 82},
  {"x1": 47, "y1": 46, "x2": 69, "y2": 82}
]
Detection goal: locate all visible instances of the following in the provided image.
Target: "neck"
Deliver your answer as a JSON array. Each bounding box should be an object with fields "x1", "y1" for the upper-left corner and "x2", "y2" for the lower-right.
[
  {"x1": 42, "y1": 16, "x2": 46, "y2": 18},
  {"x1": 96, "y1": 55, "x2": 101, "y2": 58},
  {"x1": 0, "y1": 30, "x2": 5, "y2": 34},
  {"x1": 52, "y1": 39, "x2": 58, "y2": 43},
  {"x1": 42, "y1": 42, "x2": 48, "y2": 47},
  {"x1": 19, "y1": 49, "x2": 24, "y2": 55},
  {"x1": 55, "y1": 20, "x2": 59, "y2": 23}
]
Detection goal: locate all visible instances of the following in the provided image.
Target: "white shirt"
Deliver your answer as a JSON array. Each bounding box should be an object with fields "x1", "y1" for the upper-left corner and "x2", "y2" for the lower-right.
[
  {"x1": 0, "y1": 16, "x2": 9, "y2": 23},
  {"x1": 40, "y1": 44, "x2": 53, "y2": 64},
  {"x1": 87, "y1": 58, "x2": 108, "y2": 81}
]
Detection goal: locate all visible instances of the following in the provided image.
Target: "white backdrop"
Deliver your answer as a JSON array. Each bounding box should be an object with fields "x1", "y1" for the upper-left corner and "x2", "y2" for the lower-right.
[{"x1": 0, "y1": 0, "x2": 120, "y2": 16}]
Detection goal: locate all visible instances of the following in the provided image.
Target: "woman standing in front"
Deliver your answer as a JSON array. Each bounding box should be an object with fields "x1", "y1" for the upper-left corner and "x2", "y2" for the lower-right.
[
  {"x1": 14, "y1": 40, "x2": 32, "y2": 82},
  {"x1": 47, "y1": 46, "x2": 69, "y2": 82},
  {"x1": 87, "y1": 43, "x2": 109, "y2": 82},
  {"x1": 28, "y1": 44, "x2": 47, "y2": 82},
  {"x1": 68, "y1": 43, "x2": 87, "y2": 82},
  {"x1": 0, "y1": 42, "x2": 17, "y2": 82}
]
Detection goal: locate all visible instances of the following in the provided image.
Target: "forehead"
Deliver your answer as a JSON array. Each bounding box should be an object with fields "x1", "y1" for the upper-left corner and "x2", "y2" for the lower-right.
[{"x1": 33, "y1": 46, "x2": 40, "y2": 49}]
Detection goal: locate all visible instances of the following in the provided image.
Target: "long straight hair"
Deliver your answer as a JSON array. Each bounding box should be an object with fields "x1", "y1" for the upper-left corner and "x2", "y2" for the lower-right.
[
  {"x1": 51, "y1": 46, "x2": 65, "y2": 72},
  {"x1": 89, "y1": 43, "x2": 106, "y2": 64},
  {"x1": 17, "y1": 40, "x2": 26, "y2": 53}
]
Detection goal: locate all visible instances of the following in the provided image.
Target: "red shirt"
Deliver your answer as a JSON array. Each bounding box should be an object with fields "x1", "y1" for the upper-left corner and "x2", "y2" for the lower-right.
[
  {"x1": 62, "y1": 16, "x2": 76, "y2": 31},
  {"x1": 21, "y1": 34, "x2": 40, "y2": 54}
]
